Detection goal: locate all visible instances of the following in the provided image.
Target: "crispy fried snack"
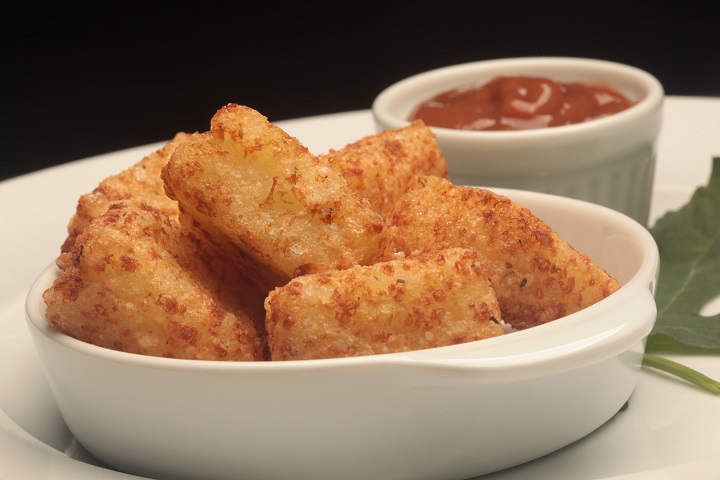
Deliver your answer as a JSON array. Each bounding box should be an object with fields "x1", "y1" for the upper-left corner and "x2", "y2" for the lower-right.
[
  {"x1": 59, "y1": 132, "x2": 189, "y2": 267},
  {"x1": 265, "y1": 248, "x2": 503, "y2": 360},
  {"x1": 162, "y1": 104, "x2": 386, "y2": 293},
  {"x1": 44, "y1": 201, "x2": 267, "y2": 361},
  {"x1": 319, "y1": 120, "x2": 448, "y2": 218},
  {"x1": 382, "y1": 176, "x2": 621, "y2": 330},
  {"x1": 44, "y1": 103, "x2": 622, "y2": 362}
]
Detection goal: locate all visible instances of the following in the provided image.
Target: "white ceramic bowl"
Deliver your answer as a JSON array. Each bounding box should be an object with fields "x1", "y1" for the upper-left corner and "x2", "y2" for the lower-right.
[
  {"x1": 372, "y1": 57, "x2": 665, "y2": 225},
  {"x1": 26, "y1": 189, "x2": 658, "y2": 480}
]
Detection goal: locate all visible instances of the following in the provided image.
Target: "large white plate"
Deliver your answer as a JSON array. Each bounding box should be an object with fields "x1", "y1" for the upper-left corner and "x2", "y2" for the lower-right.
[{"x1": 1, "y1": 96, "x2": 719, "y2": 480}]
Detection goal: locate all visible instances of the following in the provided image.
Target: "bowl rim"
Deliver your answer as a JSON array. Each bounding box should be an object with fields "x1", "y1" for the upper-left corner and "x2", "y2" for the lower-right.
[
  {"x1": 371, "y1": 56, "x2": 665, "y2": 141},
  {"x1": 26, "y1": 188, "x2": 658, "y2": 378}
]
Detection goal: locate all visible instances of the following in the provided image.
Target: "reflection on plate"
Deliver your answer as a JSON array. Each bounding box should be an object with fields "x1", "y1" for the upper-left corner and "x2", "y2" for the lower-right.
[{"x1": 1, "y1": 96, "x2": 719, "y2": 480}]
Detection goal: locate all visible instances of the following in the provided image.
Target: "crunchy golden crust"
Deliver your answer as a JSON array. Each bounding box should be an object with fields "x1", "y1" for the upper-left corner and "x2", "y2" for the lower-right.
[
  {"x1": 59, "y1": 132, "x2": 189, "y2": 266},
  {"x1": 162, "y1": 104, "x2": 386, "y2": 293},
  {"x1": 44, "y1": 103, "x2": 623, "y2": 362},
  {"x1": 265, "y1": 248, "x2": 503, "y2": 361},
  {"x1": 319, "y1": 120, "x2": 448, "y2": 218},
  {"x1": 382, "y1": 176, "x2": 621, "y2": 330},
  {"x1": 44, "y1": 201, "x2": 267, "y2": 361}
]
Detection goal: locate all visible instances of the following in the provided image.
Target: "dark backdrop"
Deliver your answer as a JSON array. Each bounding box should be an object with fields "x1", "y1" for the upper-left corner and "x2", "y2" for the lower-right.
[{"x1": 3, "y1": 3, "x2": 719, "y2": 181}]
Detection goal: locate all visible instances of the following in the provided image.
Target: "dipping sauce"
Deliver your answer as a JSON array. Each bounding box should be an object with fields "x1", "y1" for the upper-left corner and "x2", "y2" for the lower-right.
[{"x1": 409, "y1": 76, "x2": 636, "y2": 131}]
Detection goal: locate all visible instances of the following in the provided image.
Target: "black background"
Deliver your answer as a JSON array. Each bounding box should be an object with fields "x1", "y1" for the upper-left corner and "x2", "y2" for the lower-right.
[{"x1": 3, "y1": 3, "x2": 719, "y2": 181}]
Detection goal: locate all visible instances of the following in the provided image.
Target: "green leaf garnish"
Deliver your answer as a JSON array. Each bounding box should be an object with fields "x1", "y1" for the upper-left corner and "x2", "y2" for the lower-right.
[
  {"x1": 642, "y1": 156, "x2": 720, "y2": 394},
  {"x1": 647, "y1": 156, "x2": 720, "y2": 351}
]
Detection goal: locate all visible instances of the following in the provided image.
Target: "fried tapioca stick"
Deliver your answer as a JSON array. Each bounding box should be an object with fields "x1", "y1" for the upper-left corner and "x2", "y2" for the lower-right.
[
  {"x1": 319, "y1": 120, "x2": 448, "y2": 218},
  {"x1": 382, "y1": 176, "x2": 621, "y2": 330},
  {"x1": 44, "y1": 201, "x2": 267, "y2": 361},
  {"x1": 265, "y1": 248, "x2": 503, "y2": 361},
  {"x1": 162, "y1": 104, "x2": 385, "y2": 293},
  {"x1": 59, "y1": 132, "x2": 189, "y2": 266}
]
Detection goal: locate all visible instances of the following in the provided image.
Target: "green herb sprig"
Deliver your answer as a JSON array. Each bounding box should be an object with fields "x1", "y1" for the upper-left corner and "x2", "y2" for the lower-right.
[{"x1": 643, "y1": 156, "x2": 720, "y2": 394}]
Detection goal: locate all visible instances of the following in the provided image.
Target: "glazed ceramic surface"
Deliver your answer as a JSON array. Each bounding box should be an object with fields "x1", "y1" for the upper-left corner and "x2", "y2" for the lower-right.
[
  {"x1": 3, "y1": 97, "x2": 719, "y2": 480},
  {"x1": 26, "y1": 188, "x2": 658, "y2": 480}
]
